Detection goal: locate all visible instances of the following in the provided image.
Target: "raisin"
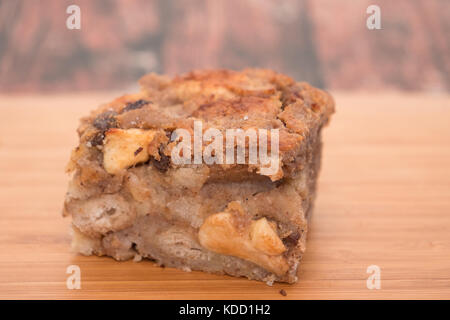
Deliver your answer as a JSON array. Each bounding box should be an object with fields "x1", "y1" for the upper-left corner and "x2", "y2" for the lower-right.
[
  {"x1": 282, "y1": 231, "x2": 301, "y2": 247},
  {"x1": 93, "y1": 111, "x2": 118, "y2": 130},
  {"x1": 90, "y1": 131, "x2": 105, "y2": 146},
  {"x1": 134, "y1": 147, "x2": 143, "y2": 156},
  {"x1": 105, "y1": 208, "x2": 116, "y2": 216},
  {"x1": 279, "y1": 289, "x2": 287, "y2": 296},
  {"x1": 122, "y1": 99, "x2": 150, "y2": 113},
  {"x1": 151, "y1": 147, "x2": 170, "y2": 173}
]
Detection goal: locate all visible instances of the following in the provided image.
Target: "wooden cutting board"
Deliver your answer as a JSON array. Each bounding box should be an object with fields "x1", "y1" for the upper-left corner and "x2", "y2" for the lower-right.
[{"x1": 0, "y1": 92, "x2": 449, "y2": 299}]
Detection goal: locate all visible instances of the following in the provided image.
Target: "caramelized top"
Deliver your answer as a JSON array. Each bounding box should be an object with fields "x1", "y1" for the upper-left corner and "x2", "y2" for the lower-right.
[{"x1": 76, "y1": 69, "x2": 335, "y2": 180}]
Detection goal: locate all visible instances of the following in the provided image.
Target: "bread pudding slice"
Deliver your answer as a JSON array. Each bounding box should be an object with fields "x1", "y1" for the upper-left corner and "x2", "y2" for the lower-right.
[{"x1": 63, "y1": 69, "x2": 334, "y2": 284}]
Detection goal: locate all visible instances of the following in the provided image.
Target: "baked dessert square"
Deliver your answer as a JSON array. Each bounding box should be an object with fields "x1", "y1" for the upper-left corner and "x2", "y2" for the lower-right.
[{"x1": 63, "y1": 69, "x2": 334, "y2": 284}]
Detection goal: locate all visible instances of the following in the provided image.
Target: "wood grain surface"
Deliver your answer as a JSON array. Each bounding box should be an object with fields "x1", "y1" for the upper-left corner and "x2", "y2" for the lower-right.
[{"x1": 0, "y1": 92, "x2": 449, "y2": 299}]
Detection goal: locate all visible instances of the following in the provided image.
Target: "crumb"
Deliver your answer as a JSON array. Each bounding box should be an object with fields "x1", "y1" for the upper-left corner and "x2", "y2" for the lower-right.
[
  {"x1": 279, "y1": 289, "x2": 287, "y2": 296},
  {"x1": 134, "y1": 147, "x2": 143, "y2": 156}
]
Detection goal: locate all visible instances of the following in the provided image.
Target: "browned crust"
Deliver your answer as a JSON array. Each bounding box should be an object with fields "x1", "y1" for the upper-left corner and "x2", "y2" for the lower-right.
[{"x1": 71, "y1": 68, "x2": 334, "y2": 181}]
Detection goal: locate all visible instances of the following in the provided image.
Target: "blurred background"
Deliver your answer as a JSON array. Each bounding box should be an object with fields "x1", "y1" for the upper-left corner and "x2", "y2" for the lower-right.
[
  {"x1": 0, "y1": 0, "x2": 449, "y2": 92},
  {"x1": 1, "y1": 1, "x2": 450, "y2": 300}
]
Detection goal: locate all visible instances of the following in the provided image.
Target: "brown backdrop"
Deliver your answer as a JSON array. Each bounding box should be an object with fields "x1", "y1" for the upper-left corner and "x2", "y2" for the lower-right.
[{"x1": 0, "y1": 0, "x2": 449, "y2": 92}]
